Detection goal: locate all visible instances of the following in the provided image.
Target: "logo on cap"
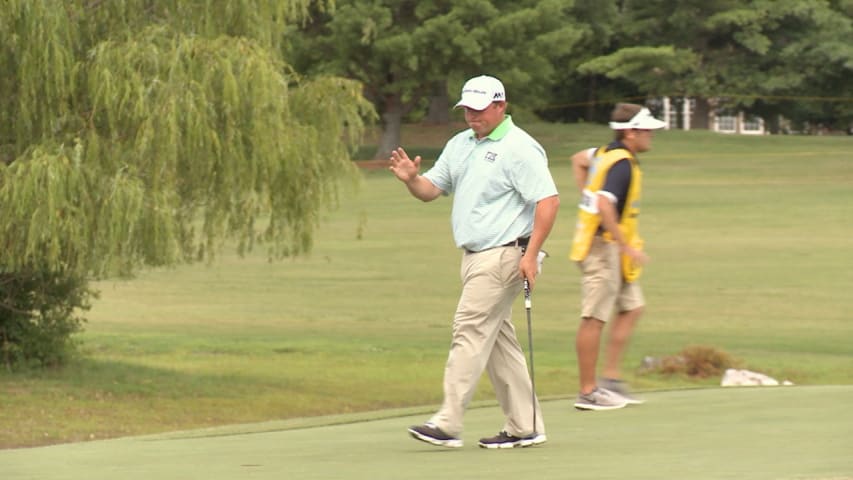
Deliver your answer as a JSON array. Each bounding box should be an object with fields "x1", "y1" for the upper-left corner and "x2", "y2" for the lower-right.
[{"x1": 454, "y1": 75, "x2": 506, "y2": 111}]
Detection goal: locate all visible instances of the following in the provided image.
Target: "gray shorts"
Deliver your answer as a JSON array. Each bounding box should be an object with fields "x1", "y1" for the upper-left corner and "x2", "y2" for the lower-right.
[{"x1": 577, "y1": 236, "x2": 645, "y2": 322}]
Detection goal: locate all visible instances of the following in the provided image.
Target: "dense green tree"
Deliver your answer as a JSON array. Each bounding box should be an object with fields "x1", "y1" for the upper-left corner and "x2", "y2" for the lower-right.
[
  {"x1": 291, "y1": 0, "x2": 583, "y2": 159},
  {"x1": 539, "y1": 0, "x2": 629, "y2": 123},
  {"x1": 574, "y1": 0, "x2": 853, "y2": 129},
  {"x1": 0, "y1": 0, "x2": 374, "y2": 368}
]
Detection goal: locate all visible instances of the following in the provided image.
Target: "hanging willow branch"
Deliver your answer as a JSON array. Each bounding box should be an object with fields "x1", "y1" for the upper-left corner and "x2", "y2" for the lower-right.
[
  {"x1": 0, "y1": 0, "x2": 370, "y2": 367},
  {"x1": 0, "y1": 1, "x2": 375, "y2": 279}
]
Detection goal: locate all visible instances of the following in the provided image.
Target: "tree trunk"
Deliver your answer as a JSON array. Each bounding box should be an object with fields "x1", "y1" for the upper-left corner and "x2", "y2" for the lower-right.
[
  {"x1": 374, "y1": 97, "x2": 403, "y2": 160},
  {"x1": 424, "y1": 81, "x2": 450, "y2": 125},
  {"x1": 691, "y1": 97, "x2": 711, "y2": 129},
  {"x1": 585, "y1": 76, "x2": 597, "y2": 121}
]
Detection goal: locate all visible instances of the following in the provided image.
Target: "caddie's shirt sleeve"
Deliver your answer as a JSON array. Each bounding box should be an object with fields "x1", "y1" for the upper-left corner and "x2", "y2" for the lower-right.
[{"x1": 600, "y1": 158, "x2": 632, "y2": 218}]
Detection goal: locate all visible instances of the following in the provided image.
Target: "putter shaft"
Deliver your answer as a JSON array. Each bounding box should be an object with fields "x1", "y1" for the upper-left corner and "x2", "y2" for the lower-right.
[{"x1": 523, "y1": 278, "x2": 537, "y2": 435}]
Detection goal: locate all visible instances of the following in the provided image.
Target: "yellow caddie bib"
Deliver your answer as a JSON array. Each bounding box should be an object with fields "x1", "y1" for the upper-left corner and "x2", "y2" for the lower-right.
[{"x1": 569, "y1": 146, "x2": 644, "y2": 282}]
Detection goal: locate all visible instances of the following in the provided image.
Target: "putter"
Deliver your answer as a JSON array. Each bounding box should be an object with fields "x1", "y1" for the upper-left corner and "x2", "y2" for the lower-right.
[
  {"x1": 523, "y1": 277, "x2": 537, "y2": 437},
  {"x1": 524, "y1": 250, "x2": 548, "y2": 438}
]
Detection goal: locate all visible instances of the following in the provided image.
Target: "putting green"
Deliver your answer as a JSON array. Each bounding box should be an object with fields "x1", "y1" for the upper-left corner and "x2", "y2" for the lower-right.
[{"x1": 3, "y1": 386, "x2": 851, "y2": 480}]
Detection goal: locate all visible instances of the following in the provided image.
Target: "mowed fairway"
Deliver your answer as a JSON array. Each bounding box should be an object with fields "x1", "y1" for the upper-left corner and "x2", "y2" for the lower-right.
[
  {"x1": 1, "y1": 124, "x2": 851, "y2": 460},
  {"x1": 3, "y1": 387, "x2": 852, "y2": 479}
]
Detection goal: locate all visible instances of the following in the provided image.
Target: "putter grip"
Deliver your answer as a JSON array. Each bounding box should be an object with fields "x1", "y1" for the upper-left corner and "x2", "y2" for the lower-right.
[{"x1": 523, "y1": 279, "x2": 531, "y2": 309}]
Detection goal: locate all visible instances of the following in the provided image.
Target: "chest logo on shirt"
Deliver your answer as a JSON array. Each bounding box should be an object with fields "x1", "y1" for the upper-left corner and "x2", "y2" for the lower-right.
[{"x1": 484, "y1": 151, "x2": 498, "y2": 163}]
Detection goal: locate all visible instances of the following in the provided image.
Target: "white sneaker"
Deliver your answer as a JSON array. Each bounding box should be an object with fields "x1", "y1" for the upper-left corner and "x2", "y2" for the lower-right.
[
  {"x1": 574, "y1": 387, "x2": 628, "y2": 411},
  {"x1": 599, "y1": 378, "x2": 645, "y2": 405}
]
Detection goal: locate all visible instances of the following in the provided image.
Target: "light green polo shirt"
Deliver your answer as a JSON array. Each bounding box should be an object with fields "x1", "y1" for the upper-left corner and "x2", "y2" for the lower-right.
[{"x1": 423, "y1": 116, "x2": 558, "y2": 252}]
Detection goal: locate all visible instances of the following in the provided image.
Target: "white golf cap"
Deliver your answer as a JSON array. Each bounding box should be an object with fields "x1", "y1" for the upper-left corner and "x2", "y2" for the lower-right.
[
  {"x1": 609, "y1": 107, "x2": 666, "y2": 130},
  {"x1": 454, "y1": 75, "x2": 506, "y2": 110}
]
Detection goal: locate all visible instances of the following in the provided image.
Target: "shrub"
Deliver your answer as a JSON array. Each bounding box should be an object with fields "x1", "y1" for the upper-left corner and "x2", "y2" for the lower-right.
[
  {"x1": 644, "y1": 345, "x2": 737, "y2": 379},
  {"x1": 0, "y1": 269, "x2": 94, "y2": 370}
]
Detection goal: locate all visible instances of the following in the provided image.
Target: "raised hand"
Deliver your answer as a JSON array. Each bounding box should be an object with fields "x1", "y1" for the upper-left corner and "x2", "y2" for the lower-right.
[{"x1": 389, "y1": 147, "x2": 421, "y2": 183}]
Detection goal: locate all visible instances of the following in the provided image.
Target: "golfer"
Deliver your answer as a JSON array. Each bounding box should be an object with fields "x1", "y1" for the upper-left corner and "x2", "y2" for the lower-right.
[
  {"x1": 389, "y1": 75, "x2": 559, "y2": 448},
  {"x1": 569, "y1": 103, "x2": 665, "y2": 410}
]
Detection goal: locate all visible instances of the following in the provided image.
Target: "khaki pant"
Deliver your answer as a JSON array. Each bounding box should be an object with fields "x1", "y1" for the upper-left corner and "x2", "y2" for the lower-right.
[
  {"x1": 429, "y1": 247, "x2": 545, "y2": 438},
  {"x1": 579, "y1": 236, "x2": 645, "y2": 321}
]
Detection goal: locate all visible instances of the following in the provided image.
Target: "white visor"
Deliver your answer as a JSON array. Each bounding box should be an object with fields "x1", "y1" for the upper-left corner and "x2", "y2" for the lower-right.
[{"x1": 609, "y1": 108, "x2": 666, "y2": 130}]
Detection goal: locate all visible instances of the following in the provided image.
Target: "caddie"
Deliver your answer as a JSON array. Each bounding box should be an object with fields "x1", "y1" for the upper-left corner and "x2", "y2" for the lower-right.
[{"x1": 568, "y1": 103, "x2": 666, "y2": 410}]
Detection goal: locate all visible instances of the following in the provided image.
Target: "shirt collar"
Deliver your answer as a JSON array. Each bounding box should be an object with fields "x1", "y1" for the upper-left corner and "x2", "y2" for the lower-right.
[{"x1": 471, "y1": 115, "x2": 514, "y2": 141}]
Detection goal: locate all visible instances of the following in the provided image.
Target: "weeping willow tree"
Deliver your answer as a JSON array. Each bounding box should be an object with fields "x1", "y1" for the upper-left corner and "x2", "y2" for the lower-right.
[{"x1": 0, "y1": 0, "x2": 375, "y2": 368}]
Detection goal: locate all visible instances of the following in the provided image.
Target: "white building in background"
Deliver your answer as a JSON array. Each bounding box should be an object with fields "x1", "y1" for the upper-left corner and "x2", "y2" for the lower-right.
[
  {"x1": 713, "y1": 112, "x2": 765, "y2": 135},
  {"x1": 655, "y1": 96, "x2": 766, "y2": 135}
]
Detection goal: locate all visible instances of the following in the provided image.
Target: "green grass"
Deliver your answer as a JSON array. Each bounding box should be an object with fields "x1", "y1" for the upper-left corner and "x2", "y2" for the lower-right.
[
  {"x1": 1, "y1": 123, "x2": 851, "y2": 448},
  {"x1": 3, "y1": 387, "x2": 852, "y2": 479}
]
